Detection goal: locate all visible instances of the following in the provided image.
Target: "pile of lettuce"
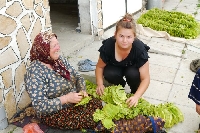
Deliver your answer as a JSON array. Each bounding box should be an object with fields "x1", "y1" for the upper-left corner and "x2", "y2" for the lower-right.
[
  {"x1": 76, "y1": 80, "x2": 184, "y2": 130},
  {"x1": 137, "y1": 8, "x2": 200, "y2": 39}
]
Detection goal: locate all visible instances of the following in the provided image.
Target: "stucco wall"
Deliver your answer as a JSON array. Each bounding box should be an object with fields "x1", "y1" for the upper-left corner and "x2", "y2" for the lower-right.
[{"x1": 0, "y1": 0, "x2": 51, "y2": 120}]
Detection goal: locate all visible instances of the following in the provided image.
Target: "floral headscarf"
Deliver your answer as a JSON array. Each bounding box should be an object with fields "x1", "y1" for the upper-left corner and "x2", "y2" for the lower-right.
[{"x1": 30, "y1": 31, "x2": 70, "y2": 80}]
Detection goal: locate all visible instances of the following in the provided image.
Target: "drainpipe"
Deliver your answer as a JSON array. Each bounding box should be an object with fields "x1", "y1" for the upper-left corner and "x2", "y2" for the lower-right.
[
  {"x1": 0, "y1": 103, "x2": 8, "y2": 130},
  {"x1": 146, "y1": 0, "x2": 162, "y2": 10},
  {"x1": 125, "y1": 0, "x2": 127, "y2": 13}
]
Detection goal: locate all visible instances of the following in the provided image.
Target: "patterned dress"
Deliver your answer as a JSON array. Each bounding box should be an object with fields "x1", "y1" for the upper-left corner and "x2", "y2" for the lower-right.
[{"x1": 24, "y1": 56, "x2": 103, "y2": 130}]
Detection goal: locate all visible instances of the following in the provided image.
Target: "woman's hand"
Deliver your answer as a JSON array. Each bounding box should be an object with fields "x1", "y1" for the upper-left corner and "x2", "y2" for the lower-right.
[
  {"x1": 196, "y1": 104, "x2": 200, "y2": 115},
  {"x1": 126, "y1": 95, "x2": 140, "y2": 108},
  {"x1": 96, "y1": 84, "x2": 105, "y2": 96},
  {"x1": 80, "y1": 90, "x2": 88, "y2": 97},
  {"x1": 65, "y1": 92, "x2": 84, "y2": 104},
  {"x1": 95, "y1": 57, "x2": 106, "y2": 96}
]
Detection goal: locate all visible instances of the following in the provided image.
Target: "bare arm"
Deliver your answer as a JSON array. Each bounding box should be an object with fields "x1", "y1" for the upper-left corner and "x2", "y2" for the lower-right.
[
  {"x1": 95, "y1": 57, "x2": 106, "y2": 95},
  {"x1": 134, "y1": 61, "x2": 150, "y2": 98},
  {"x1": 126, "y1": 61, "x2": 150, "y2": 107}
]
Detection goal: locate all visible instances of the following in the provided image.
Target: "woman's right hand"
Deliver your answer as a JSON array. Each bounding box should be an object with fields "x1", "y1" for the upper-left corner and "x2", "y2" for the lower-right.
[
  {"x1": 65, "y1": 92, "x2": 83, "y2": 104},
  {"x1": 96, "y1": 84, "x2": 105, "y2": 96}
]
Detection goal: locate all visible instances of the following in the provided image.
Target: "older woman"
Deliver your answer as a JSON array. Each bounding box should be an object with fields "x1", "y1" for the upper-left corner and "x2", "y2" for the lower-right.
[{"x1": 24, "y1": 31, "x2": 102, "y2": 130}]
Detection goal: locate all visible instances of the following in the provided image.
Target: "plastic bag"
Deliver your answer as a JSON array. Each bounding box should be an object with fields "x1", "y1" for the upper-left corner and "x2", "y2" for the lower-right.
[{"x1": 23, "y1": 123, "x2": 44, "y2": 133}]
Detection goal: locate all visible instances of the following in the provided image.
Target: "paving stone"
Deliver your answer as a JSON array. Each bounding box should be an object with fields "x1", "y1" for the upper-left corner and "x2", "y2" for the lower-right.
[
  {"x1": 179, "y1": 59, "x2": 193, "y2": 71},
  {"x1": 176, "y1": 4, "x2": 197, "y2": 15},
  {"x1": 179, "y1": 50, "x2": 200, "y2": 71},
  {"x1": 149, "y1": 53, "x2": 181, "y2": 69},
  {"x1": 102, "y1": 26, "x2": 115, "y2": 40},
  {"x1": 147, "y1": 38, "x2": 185, "y2": 57},
  {"x1": 161, "y1": 2, "x2": 179, "y2": 11},
  {"x1": 167, "y1": 105, "x2": 200, "y2": 133},
  {"x1": 187, "y1": 45, "x2": 200, "y2": 54},
  {"x1": 186, "y1": 38, "x2": 200, "y2": 49},
  {"x1": 137, "y1": 34, "x2": 151, "y2": 44},
  {"x1": 168, "y1": 84, "x2": 194, "y2": 107},
  {"x1": 143, "y1": 80, "x2": 172, "y2": 101},
  {"x1": 195, "y1": 10, "x2": 200, "y2": 21},
  {"x1": 174, "y1": 69, "x2": 195, "y2": 86},
  {"x1": 149, "y1": 64, "x2": 177, "y2": 83},
  {"x1": 142, "y1": 97, "x2": 166, "y2": 105}
]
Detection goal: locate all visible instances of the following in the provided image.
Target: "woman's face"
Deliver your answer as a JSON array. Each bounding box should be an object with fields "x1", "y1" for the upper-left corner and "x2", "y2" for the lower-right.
[
  {"x1": 50, "y1": 36, "x2": 60, "y2": 60},
  {"x1": 115, "y1": 28, "x2": 135, "y2": 49}
]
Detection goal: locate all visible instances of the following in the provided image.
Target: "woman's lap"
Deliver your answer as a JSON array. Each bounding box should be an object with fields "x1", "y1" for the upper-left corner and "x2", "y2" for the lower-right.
[{"x1": 41, "y1": 98, "x2": 103, "y2": 130}]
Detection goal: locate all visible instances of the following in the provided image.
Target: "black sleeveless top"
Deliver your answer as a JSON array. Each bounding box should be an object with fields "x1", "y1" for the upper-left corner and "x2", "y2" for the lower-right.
[{"x1": 98, "y1": 36, "x2": 150, "y2": 68}]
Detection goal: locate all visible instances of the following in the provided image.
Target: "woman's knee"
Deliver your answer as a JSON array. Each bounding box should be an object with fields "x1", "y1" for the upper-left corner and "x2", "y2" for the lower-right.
[
  {"x1": 103, "y1": 65, "x2": 125, "y2": 86},
  {"x1": 103, "y1": 65, "x2": 123, "y2": 79},
  {"x1": 124, "y1": 67, "x2": 140, "y2": 93},
  {"x1": 124, "y1": 67, "x2": 140, "y2": 80}
]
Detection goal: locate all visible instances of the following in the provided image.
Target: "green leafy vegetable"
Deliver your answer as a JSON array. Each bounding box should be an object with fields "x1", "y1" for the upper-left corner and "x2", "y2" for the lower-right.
[
  {"x1": 75, "y1": 96, "x2": 92, "y2": 106},
  {"x1": 137, "y1": 8, "x2": 200, "y2": 39},
  {"x1": 86, "y1": 80, "x2": 184, "y2": 130}
]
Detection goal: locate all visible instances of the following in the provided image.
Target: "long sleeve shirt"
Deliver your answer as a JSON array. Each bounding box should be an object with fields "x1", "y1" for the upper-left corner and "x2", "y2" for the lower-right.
[
  {"x1": 24, "y1": 56, "x2": 85, "y2": 117},
  {"x1": 188, "y1": 69, "x2": 200, "y2": 105}
]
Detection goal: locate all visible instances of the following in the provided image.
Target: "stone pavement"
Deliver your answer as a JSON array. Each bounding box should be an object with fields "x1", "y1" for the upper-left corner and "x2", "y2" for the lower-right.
[{"x1": 1, "y1": 0, "x2": 200, "y2": 132}]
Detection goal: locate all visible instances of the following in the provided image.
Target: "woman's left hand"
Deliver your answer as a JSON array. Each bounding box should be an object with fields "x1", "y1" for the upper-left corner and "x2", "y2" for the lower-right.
[
  {"x1": 79, "y1": 90, "x2": 88, "y2": 97},
  {"x1": 126, "y1": 95, "x2": 140, "y2": 108}
]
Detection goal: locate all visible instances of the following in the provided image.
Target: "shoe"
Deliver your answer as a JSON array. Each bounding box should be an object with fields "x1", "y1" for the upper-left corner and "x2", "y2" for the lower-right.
[
  {"x1": 78, "y1": 59, "x2": 97, "y2": 66},
  {"x1": 78, "y1": 63, "x2": 96, "y2": 72}
]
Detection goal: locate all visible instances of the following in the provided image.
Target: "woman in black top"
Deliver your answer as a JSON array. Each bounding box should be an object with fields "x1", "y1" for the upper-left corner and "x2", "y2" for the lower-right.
[{"x1": 95, "y1": 13, "x2": 150, "y2": 108}]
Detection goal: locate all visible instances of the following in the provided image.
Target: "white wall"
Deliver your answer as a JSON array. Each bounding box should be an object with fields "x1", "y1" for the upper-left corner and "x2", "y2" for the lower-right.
[
  {"x1": 102, "y1": 0, "x2": 142, "y2": 29},
  {"x1": 127, "y1": 0, "x2": 142, "y2": 13},
  {"x1": 102, "y1": 0, "x2": 126, "y2": 29}
]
